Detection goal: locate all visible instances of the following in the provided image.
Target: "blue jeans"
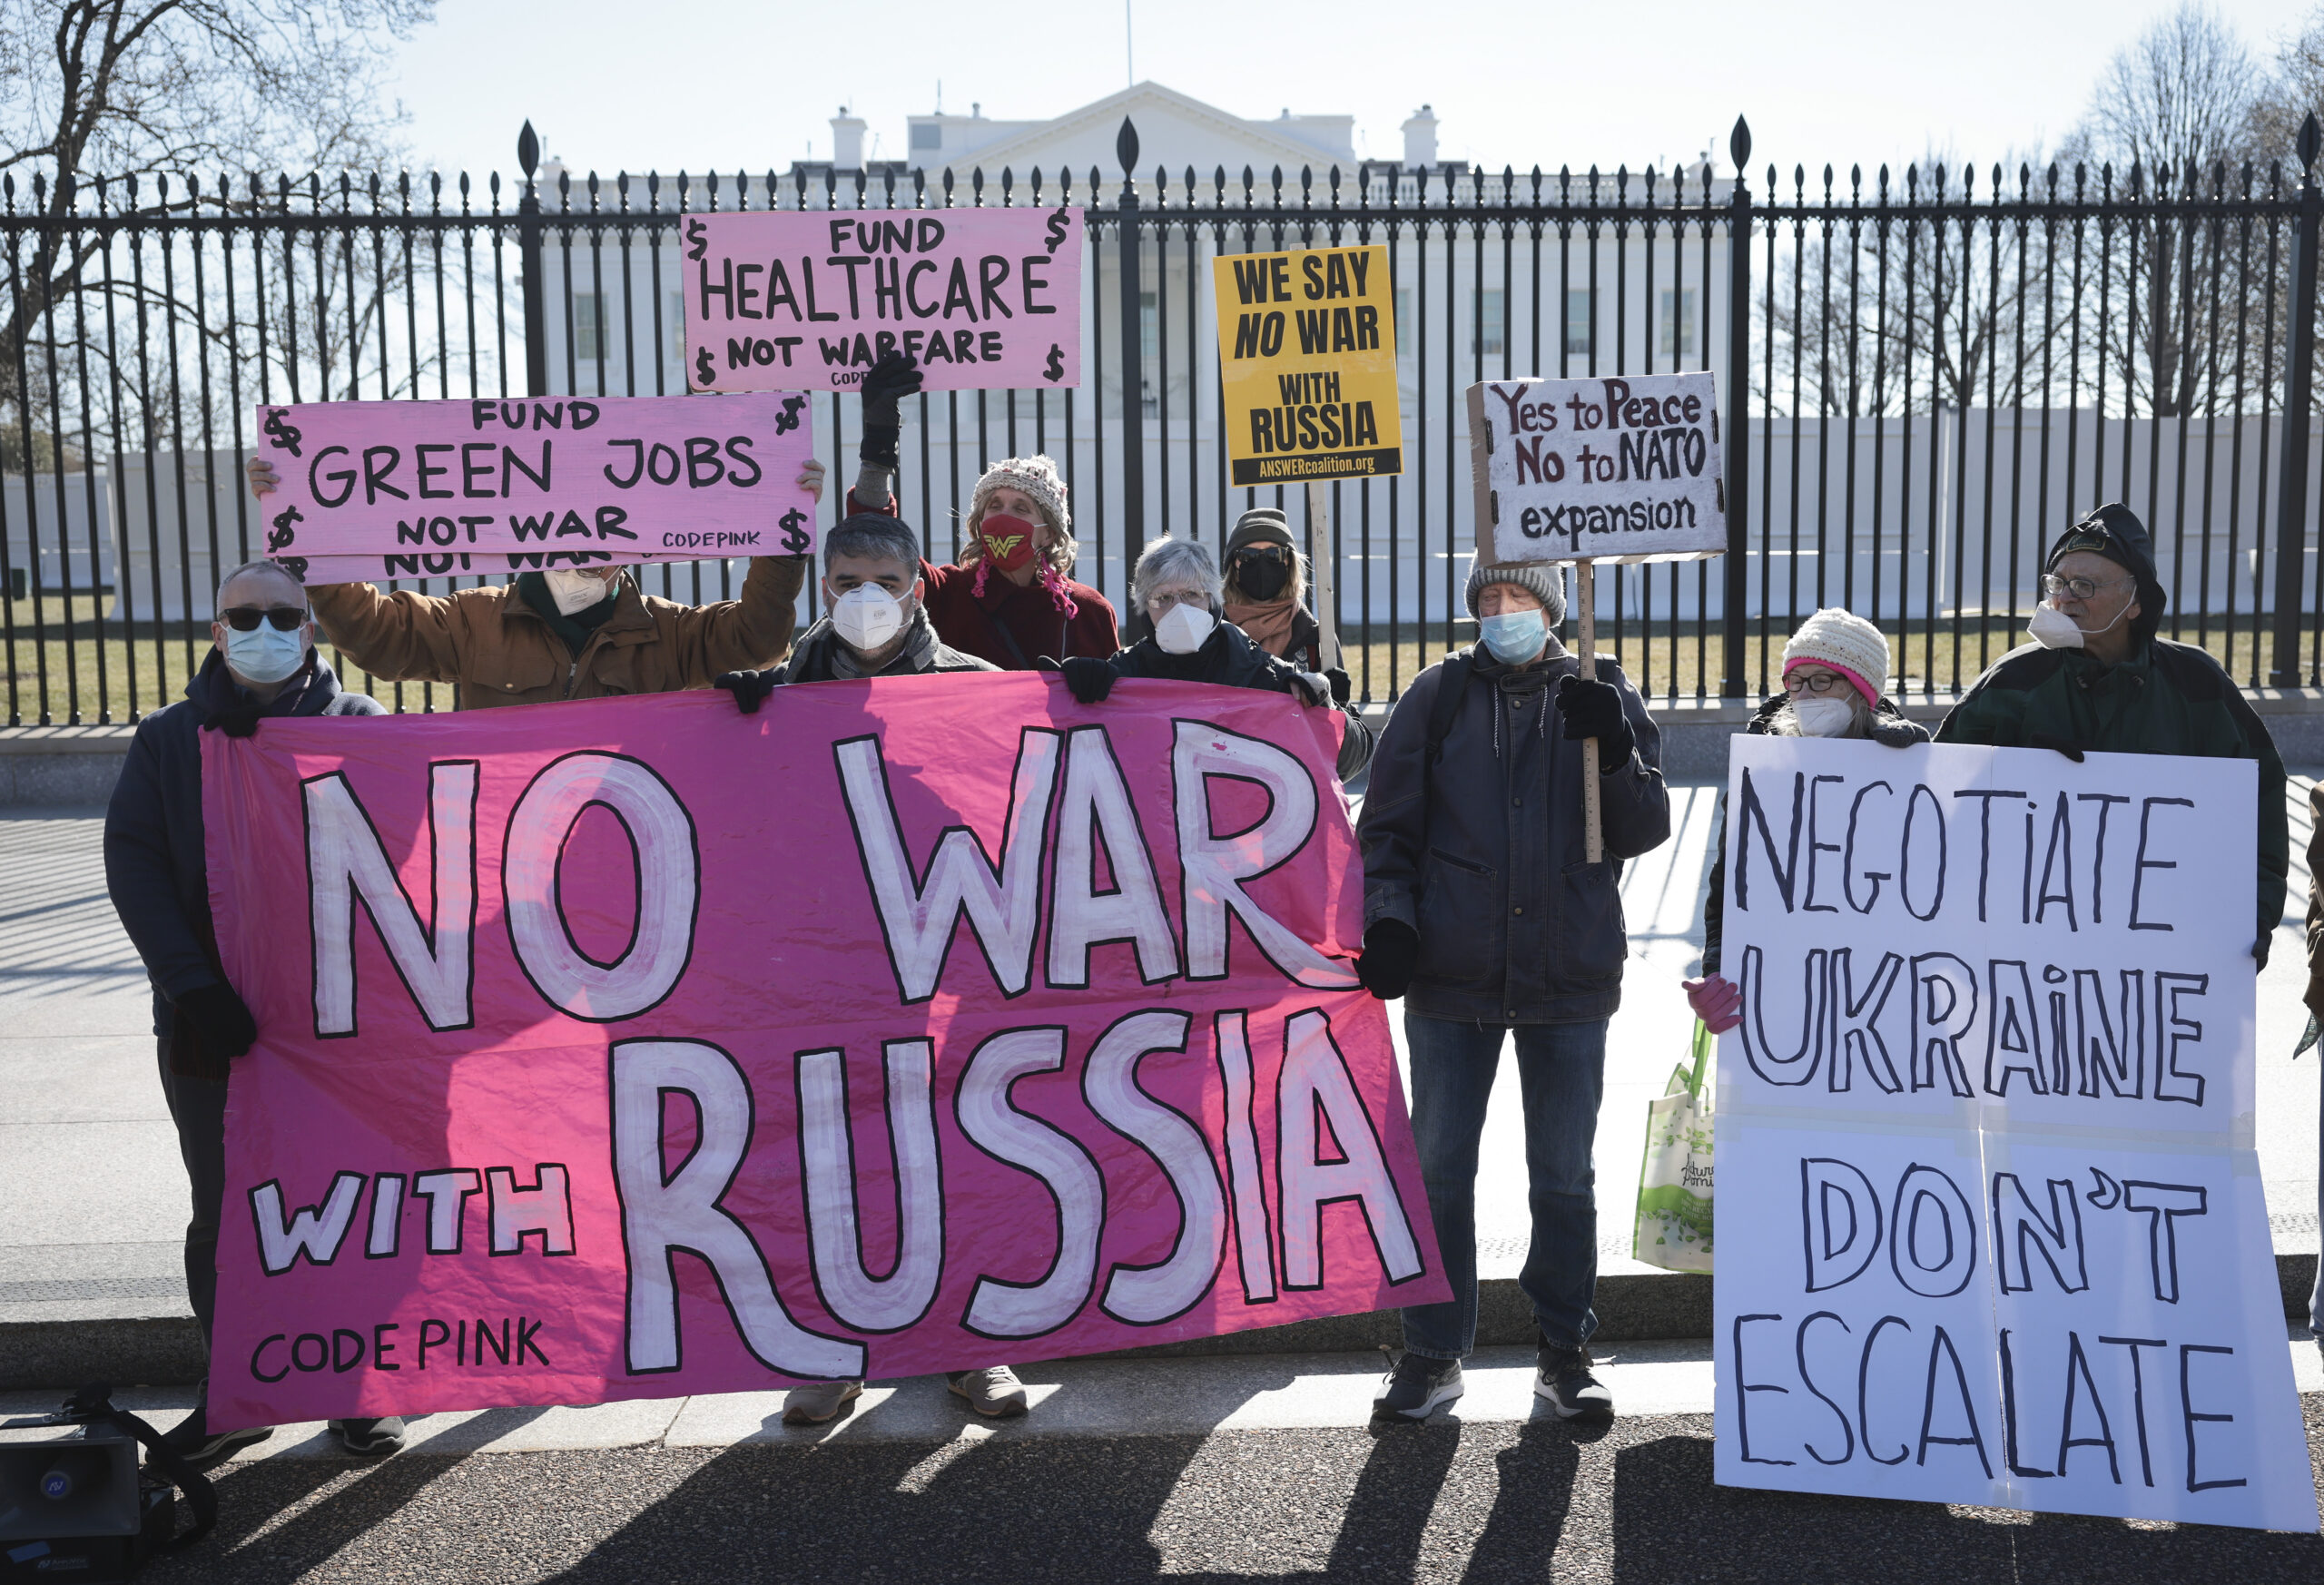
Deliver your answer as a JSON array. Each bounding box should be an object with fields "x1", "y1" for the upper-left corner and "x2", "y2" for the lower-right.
[{"x1": 1401, "y1": 1014, "x2": 1608, "y2": 1361}]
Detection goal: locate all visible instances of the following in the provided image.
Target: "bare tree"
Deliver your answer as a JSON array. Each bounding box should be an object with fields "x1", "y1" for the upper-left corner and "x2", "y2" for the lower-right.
[
  {"x1": 0, "y1": 0, "x2": 432, "y2": 435},
  {"x1": 2073, "y1": 1, "x2": 2259, "y2": 416}
]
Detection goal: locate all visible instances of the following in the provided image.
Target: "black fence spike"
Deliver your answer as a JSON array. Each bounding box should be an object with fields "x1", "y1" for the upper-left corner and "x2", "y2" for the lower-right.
[{"x1": 1117, "y1": 116, "x2": 1139, "y2": 177}]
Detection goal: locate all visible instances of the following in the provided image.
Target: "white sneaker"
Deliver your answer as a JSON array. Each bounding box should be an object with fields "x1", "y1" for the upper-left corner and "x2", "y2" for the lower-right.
[
  {"x1": 782, "y1": 1378, "x2": 864, "y2": 1425},
  {"x1": 947, "y1": 1365, "x2": 1029, "y2": 1417}
]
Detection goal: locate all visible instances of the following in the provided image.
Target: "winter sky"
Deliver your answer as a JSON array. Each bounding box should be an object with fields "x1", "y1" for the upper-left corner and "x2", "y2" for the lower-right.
[{"x1": 388, "y1": 0, "x2": 2321, "y2": 183}]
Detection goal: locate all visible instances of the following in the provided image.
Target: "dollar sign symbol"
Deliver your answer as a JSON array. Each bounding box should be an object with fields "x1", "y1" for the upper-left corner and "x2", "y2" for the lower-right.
[
  {"x1": 1045, "y1": 212, "x2": 1070, "y2": 256},
  {"x1": 774, "y1": 395, "x2": 803, "y2": 435},
  {"x1": 694, "y1": 345, "x2": 716, "y2": 387},
  {"x1": 266, "y1": 502, "x2": 303, "y2": 552},
  {"x1": 684, "y1": 216, "x2": 708, "y2": 261},
  {"x1": 777, "y1": 507, "x2": 810, "y2": 555},
  {"x1": 261, "y1": 408, "x2": 303, "y2": 458},
  {"x1": 1043, "y1": 343, "x2": 1065, "y2": 383}
]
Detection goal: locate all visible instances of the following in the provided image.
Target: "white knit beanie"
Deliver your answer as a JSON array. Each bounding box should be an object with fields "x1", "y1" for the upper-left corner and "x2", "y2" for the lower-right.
[
  {"x1": 1782, "y1": 607, "x2": 1890, "y2": 705},
  {"x1": 969, "y1": 456, "x2": 1070, "y2": 536}
]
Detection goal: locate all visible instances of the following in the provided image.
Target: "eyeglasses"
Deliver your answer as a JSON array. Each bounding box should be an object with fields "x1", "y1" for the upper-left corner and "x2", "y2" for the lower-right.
[
  {"x1": 2039, "y1": 573, "x2": 2129, "y2": 603},
  {"x1": 1781, "y1": 671, "x2": 1847, "y2": 694},
  {"x1": 1232, "y1": 546, "x2": 1290, "y2": 566},
  {"x1": 218, "y1": 605, "x2": 307, "y2": 632},
  {"x1": 1147, "y1": 588, "x2": 1207, "y2": 613}
]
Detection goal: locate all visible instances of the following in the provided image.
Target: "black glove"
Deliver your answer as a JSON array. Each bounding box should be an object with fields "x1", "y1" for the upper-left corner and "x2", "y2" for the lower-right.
[
  {"x1": 1554, "y1": 673, "x2": 1636, "y2": 767},
  {"x1": 1060, "y1": 655, "x2": 1117, "y2": 704},
  {"x1": 2027, "y1": 732, "x2": 2085, "y2": 763},
  {"x1": 175, "y1": 983, "x2": 257, "y2": 1062},
  {"x1": 1326, "y1": 666, "x2": 1352, "y2": 707},
  {"x1": 1355, "y1": 920, "x2": 1419, "y2": 1000},
  {"x1": 857, "y1": 350, "x2": 923, "y2": 470},
  {"x1": 1869, "y1": 720, "x2": 1927, "y2": 749},
  {"x1": 714, "y1": 670, "x2": 779, "y2": 714}
]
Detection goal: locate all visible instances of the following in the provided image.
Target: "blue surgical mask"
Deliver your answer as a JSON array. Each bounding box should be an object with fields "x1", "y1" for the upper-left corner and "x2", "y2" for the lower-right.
[
  {"x1": 1479, "y1": 609, "x2": 1547, "y2": 664},
  {"x1": 222, "y1": 621, "x2": 307, "y2": 684}
]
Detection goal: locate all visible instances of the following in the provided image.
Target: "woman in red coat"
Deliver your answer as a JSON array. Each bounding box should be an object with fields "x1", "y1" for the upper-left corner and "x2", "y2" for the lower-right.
[
  {"x1": 847, "y1": 353, "x2": 1117, "y2": 669},
  {"x1": 920, "y1": 456, "x2": 1118, "y2": 669}
]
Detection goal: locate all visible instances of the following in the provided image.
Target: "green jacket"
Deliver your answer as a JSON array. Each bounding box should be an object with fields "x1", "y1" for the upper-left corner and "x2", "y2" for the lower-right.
[{"x1": 1935, "y1": 640, "x2": 2287, "y2": 960}]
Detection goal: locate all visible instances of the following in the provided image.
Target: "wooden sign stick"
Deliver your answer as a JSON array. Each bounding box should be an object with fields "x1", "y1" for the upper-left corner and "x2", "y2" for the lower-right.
[
  {"x1": 1575, "y1": 560, "x2": 1602, "y2": 863},
  {"x1": 1305, "y1": 479, "x2": 1340, "y2": 669}
]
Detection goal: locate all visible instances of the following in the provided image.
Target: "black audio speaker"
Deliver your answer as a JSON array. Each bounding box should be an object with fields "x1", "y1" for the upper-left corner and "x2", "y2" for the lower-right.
[{"x1": 0, "y1": 1418, "x2": 173, "y2": 1582}]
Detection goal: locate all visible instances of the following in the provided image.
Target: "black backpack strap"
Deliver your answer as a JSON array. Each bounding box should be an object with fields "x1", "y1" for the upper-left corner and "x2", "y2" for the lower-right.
[
  {"x1": 1424, "y1": 654, "x2": 1472, "y2": 771},
  {"x1": 62, "y1": 1382, "x2": 217, "y2": 1550}
]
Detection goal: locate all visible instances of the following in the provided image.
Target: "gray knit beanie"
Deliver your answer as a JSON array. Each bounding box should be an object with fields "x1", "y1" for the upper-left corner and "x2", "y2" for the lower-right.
[{"x1": 1464, "y1": 561, "x2": 1567, "y2": 625}]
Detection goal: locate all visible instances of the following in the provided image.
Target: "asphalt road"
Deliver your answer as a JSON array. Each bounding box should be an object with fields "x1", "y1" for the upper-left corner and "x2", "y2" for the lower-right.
[{"x1": 137, "y1": 1399, "x2": 2324, "y2": 1585}]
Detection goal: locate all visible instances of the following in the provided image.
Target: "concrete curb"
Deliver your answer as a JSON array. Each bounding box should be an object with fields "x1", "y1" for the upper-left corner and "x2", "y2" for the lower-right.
[{"x1": 5, "y1": 1256, "x2": 2310, "y2": 1391}]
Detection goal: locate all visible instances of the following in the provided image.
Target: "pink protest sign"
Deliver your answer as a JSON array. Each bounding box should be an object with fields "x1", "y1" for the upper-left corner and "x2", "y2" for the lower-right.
[
  {"x1": 253, "y1": 392, "x2": 818, "y2": 579},
  {"x1": 202, "y1": 674, "x2": 1442, "y2": 1426},
  {"x1": 682, "y1": 209, "x2": 1083, "y2": 393}
]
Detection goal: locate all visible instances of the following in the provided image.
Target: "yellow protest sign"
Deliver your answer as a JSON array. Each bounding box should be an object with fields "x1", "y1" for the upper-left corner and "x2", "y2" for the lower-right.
[{"x1": 1213, "y1": 244, "x2": 1402, "y2": 486}]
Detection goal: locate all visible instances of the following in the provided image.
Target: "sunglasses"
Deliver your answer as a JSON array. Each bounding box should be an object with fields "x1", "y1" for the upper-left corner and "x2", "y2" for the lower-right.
[
  {"x1": 1233, "y1": 546, "x2": 1291, "y2": 564},
  {"x1": 218, "y1": 605, "x2": 307, "y2": 632}
]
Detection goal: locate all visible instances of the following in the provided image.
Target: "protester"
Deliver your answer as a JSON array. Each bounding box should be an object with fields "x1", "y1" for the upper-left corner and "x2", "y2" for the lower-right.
[
  {"x1": 244, "y1": 456, "x2": 822, "y2": 705},
  {"x1": 1937, "y1": 503, "x2": 2287, "y2": 963},
  {"x1": 103, "y1": 561, "x2": 398, "y2": 1468},
  {"x1": 1057, "y1": 535, "x2": 1372, "y2": 780},
  {"x1": 842, "y1": 351, "x2": 1118, "y2": 667},
  {"x1": 1219, "y1": 505, "x2": 1344, "y2": 682},
  {"x1": 1354, "y1": 561, "x2": 1669, "y2": 1424},
  {"x1": 1682, "y1": 607, "x2": 1926, "y2": 1034},
  {"x1": 712, "y1": 513, "x2": 1030, "y2": 1423}
]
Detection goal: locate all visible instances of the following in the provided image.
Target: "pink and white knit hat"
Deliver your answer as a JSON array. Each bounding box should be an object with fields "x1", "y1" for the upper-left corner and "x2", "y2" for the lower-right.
[{"x1": 1782, "y1": 607, "x2": 1889, "y2": 706}]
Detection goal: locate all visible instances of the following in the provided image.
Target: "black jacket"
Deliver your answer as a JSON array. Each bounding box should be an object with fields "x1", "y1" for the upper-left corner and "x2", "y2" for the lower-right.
[
  {"x1": 771, "y1": 615, "x2": 1000, "y2": 684},
  {"x1": 1697, "y1": 693, "x2": 1930, "y2": 977},
  {"x1": 1109, "y1": 621, "x2": 1374, "y2": 781},
  {"x1": 1358, "y1": 646, "x2": 1669, "y2": 1025},
  {"x1": 104, "y1": 651, "x2": 385, "y2": 1035}
]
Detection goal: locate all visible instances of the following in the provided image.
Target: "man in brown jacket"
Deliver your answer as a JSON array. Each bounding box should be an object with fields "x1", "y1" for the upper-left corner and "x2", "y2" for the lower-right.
[{"x1": 245, "y1": 458, "x2": 822, "y2": 708}]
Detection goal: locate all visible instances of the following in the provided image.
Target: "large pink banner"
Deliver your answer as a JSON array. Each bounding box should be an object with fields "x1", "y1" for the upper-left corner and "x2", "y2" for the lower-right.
[
  {"x1": 202, "y1": 674, "x2": 1443, "y2": 1426},
  {"x1": 253, "y1": 392, "x2": 818, "y2": 583},
  {"x1": 682, "y1": 210, "x2": 1083, "y2": 393}
]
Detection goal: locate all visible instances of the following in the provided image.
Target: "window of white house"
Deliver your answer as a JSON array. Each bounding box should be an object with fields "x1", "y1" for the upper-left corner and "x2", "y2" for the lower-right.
[
  {"x1": 1474, "y1": 290, "x2": 1504, "y2": 358},
  {"x1": 1564, "y1": 289, "x2": 1594, "y2": 356},
  {"x1": 1660, "y1": 288, "x2": 1697, "y2": 359},
  {"x1": 575, "y1": 293, "x2": 607, "y2": 362}
]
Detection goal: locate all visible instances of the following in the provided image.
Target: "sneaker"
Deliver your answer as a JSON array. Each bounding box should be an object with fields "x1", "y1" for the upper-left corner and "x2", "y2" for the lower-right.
[
  {"x1": 156, "y1": 1401, "x2": 273, "y2": 1472},
  {"x1": 1534, "y1": 1343, "x2": 1614, "y2": 1423},
  {"x1": 330, "y1": 1416, "x2": 406, "y2": 1456},
  {"x1": 1372, "y1": 1353, "x2": 1463, "y2": 1421},
  {"x1": 782, "y1": 1378, "x2": 864, "y2": 1425},
  {"x1": 947, "y1": 1366, "x2": 1029, "y2": 1418}
]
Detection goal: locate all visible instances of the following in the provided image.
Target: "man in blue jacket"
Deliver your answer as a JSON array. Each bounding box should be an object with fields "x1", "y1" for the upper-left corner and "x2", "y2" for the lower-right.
[
  {"x1": 103, "y1": 559, "x2": 394, "y2": 1469},
  {"x1": 1355, "y1": 562, "x2": 1669, "y2": 1425}
]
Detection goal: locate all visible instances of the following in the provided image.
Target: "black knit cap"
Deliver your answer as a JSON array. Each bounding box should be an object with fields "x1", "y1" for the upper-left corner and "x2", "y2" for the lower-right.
[
  {"x1": 2047, "y1": 502, "x2": 2165, "y2": 645},
  {"x1": 1225, "y1": 507, "x2": 1295, "y2": 558}
]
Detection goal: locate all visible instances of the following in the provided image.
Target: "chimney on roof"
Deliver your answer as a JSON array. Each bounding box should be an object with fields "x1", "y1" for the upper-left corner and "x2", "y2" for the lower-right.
[
  {"x1": 831, "y1": 107, "x2": 867, "y2": 170},
  {"x1": 1402, "y1": 104, "x2": 1438, "y2": 170}
]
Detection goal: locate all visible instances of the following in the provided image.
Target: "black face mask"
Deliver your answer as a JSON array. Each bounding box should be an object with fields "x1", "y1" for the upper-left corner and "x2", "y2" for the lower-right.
[{"x1": 1231, "y1": 553, "x2": 1291, "y2": 602}]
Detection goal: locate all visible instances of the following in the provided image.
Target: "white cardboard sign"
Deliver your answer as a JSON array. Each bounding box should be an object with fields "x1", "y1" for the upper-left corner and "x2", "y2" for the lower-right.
[
  {"x1": 1465, "y1": 373, "x2": 1727, "y2": 566},
  {"x1": 1712, "y1": 736, "x2": 2314, "y2": 1532}
]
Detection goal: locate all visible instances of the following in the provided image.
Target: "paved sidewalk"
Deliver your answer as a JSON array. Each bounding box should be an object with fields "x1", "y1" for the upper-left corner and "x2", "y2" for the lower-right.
[{"x1": 4, "y1": 773, "x2": 2314, "y2": 1377}]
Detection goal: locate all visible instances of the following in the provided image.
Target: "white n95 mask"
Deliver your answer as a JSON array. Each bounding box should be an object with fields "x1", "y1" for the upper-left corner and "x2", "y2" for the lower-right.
[
  {"x1": 832, "y1": 586, "x2": 905, "y2": 652},
  {"x1": 1155, "y1": 603, "x2": 1216, "y2": 655},
  {"x1": 545, "y1": 568, "x2": 615, "y2": 615},
  {"x1": 1792, "y1": 696, "x2": 1856, "y2": 737}
]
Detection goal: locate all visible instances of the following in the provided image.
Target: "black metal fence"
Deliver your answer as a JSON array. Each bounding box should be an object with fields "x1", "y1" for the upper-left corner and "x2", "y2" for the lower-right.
[{"x1": 5, "y1": 113, "x2": 2323, "y2": 724}]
